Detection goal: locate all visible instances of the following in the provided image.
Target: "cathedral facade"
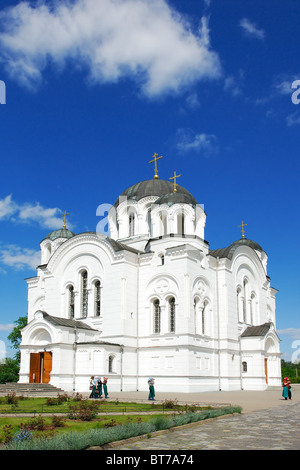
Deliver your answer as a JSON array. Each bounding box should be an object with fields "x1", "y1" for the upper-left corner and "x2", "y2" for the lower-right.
[{"x1": 19, "y1": 163, "x2": 282, "y2": 393}]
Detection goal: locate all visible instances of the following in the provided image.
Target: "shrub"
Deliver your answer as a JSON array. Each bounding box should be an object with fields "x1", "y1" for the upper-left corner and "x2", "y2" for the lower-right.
[
  {"x1": 51, "y1": 415, "x2": 66, "y2": 428},
  {"x1": 162, "y1": 398, "x2": 178, "y2": 409},
  {"x1": 68, "y1": 400, "x2": 99, "y2": 421},
  {"x1": 2, "y1": 424, "x2": 14, "y2": 443},
  {"x1": 6, "y1": 393, "x2": 18, "y2": 405},
  {"x1": 25, "y1": 415, "x2": 46, "y2": 431}
]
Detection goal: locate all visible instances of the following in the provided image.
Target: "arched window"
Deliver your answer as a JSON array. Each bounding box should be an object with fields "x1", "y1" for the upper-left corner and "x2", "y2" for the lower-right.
[
  {"x1": 81, "y1": 270, "x2": 88, "y2": 318},
  {"x1": 202, "y1": 300, "x2": 208, "y2": 335},
  {"x1": 177, "y1": 212, "x2": 185, "y2": 236},
  {"x1": 147, "y1": 209, "x2": 152, "y2": 237},
  {"x1": 94, "y1": 280, "x2": 101, "y2": 317},
  {"x1": 242, "y1": 361, "x2": 248, "y2": 372},
  {"x1": 250, "y1": 292, "x2": 256, "y2": 324},
  {"x1": 153, "y1": 299, "x2": 161, "y2": 334},
  {"x1": 169, "y1": 297, "x2": 175, "y2": 333},
  {"x1": 68, "y1": 285, "x2": 75, "y2": 319},
  {"x1": 108, "y1": 355, "x2": 116, "y2": 373},
  {"x1": 160, "y1": 212, "x2": 167, "y2": 236},
  {"x1": 243, "y1": 279, "x2": 248, "y2": 323},
  {"x1": 129, "y1": 213, "x2": 135, "y2": 236}
]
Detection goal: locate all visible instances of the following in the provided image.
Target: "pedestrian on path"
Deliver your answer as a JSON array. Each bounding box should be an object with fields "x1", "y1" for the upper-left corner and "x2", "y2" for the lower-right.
[
  {"x1": 282, "y1": 377, "x2": 291, "y2": 400},
  {"x1": 148, "y1": 377, "x2": 155, "y2": 401},
  {"x1": 97, "y1": 376, "x2": 103, "y2": 398},
  {"x1": 103, "y1": 377, "x2": 109, "y2": 398}
]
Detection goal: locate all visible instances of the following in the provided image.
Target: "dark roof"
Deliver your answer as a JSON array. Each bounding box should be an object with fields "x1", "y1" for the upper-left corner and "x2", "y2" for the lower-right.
[
  {"x1": 114, "y1": 179, "x2": 198, "y2": 207},
  {"x1": 241, "y1": 322, "x2": 272, "y2": 337},
  {"x1": 210, "y1": 238, "x2": 264, "y2": 260},
  {"x1": 155, "y1": 191, "x2": 198, "y2": 208},
  {"x1": 42, "y1": 312, "x2": 97, "y2": 331},
  {"x1": 43, "y1": 228, "x2": 76, "y2": 242},
  {"x1": 74, "y1": 233, "x2": 143, "y2": 255}
]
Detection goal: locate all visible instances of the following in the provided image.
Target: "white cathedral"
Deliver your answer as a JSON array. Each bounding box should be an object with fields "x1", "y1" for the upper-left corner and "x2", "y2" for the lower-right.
[{"x1": 19, "y1": 155, "x2": 282, "y2": 393}]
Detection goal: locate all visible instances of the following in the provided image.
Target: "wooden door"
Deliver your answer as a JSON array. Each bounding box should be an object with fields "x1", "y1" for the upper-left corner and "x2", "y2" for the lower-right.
[
  {"x1": 265, "y1": 358, "x2": 268, "y2": 384},
  {"x1": 30, "y1": 353, "x2": 41, "y2": 383},
  {"x1": 42, "y1": 352, "x2": 52, "y2": 383}
]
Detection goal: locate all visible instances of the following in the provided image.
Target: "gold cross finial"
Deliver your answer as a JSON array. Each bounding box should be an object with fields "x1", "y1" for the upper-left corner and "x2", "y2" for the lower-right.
[
  {"x1": 149, "y1": 153, "x2": 162, "y2": 179},
  {"x1": 61, "y1": 210, "x2": 69, "y2": 229},
  {"x1": 238, "y1": 220, "x2": 247, "y2": 238},
  {"x1": 170, "y1": 171, "x2": 181, "y2": 192}
]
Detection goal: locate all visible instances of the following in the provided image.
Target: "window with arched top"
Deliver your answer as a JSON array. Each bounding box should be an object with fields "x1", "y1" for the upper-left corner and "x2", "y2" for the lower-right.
[
  {"x1": 153, "y1": 299, "x2": 161, "y2": 334},
  {"x1": 108, "y1": 354, "x2": 116, "y2": 373},
  {"x1": 147, "y1": 209, "x2": 152, "y2": 237},
  {"x1": 242, "y1": 361, "x2": 248, "y2": 372},
  {"x1": 250, "y1": 292, "x2": 256, "y2": 325},
  {"x1": 177, "y1": 212, "x2": 185, "y2": 236},
  {"x1": 68, "y1": 285, "x2": 75, "y2": 319},
  {"x1": 129, "y1": 213, "x2": 135, "y2": 236},
  {"x1": 94, "y1": 280, "x2": 101, "y2": 317},
  {"x1": 160, "y1": 212, "x2": 167, "y2": 236},
  {"x1": 169, "y1": 297, "x2": 175, "y2": 333},
  {"x1": 81, "y1": 270, "x2": 88, "y2": 318},
  {"x1": 202, "y1": 300, "x2": 208, "y2": 335},
  {"x1": 243, "y1": 279, "x2": 248, "y2": 323}
]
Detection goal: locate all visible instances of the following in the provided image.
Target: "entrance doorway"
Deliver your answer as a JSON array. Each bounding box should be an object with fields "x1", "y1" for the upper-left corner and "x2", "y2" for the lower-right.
[
  {"x1": 264, "y1": 358, "x2": 268, "y2": 384},
  {"x1": 30, "y1": 352, "x2": 52, "y2": 384}
]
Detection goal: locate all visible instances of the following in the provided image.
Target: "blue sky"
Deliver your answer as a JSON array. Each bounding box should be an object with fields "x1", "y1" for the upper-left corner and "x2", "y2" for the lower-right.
[{"x1": 0, "y1": 0, "x2": 299, "y2": 362}]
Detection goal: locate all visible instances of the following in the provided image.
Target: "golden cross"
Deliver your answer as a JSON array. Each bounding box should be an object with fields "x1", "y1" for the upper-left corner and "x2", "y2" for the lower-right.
[
  {"x1": 170, "y1": 171, "x2": 181, "y2": 192},
  {"x1": 149, "y1": 153, "x2": 162, "y2": 179},
  {"x1": 238, "y1": 220, "x2": 247, "y2": 238},
  {"x1": 61, "y1": 210, "x2": 69, "y2": 229}
]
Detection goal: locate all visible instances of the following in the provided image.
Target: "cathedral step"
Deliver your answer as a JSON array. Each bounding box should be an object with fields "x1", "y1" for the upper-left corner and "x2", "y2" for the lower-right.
[{"x1": 0, "y1": 383, "x2": 65, "y2": 396}]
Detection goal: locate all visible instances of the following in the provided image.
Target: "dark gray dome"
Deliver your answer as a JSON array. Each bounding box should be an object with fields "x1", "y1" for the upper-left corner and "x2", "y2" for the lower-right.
[
  {"x1": 210, "y1": 238, "x2": 264, "y2": 260},
  {"x1": 230, "y1": 238, "x2": 263, "y2": 252},
  {"x1": 155, "y1": 191, "x2": 198, "y2": 208},
  {"x1": 43, "y1": 228, "x2": 76, "y2": 242},
  {"x1": 114, "y1": 179, "x2": 198, "y2": 207}
]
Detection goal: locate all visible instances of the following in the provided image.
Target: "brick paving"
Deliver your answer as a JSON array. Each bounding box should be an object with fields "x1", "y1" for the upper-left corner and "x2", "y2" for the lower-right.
[{"x1": 110, "y1": 400, "x2": 300, "y2": 450}]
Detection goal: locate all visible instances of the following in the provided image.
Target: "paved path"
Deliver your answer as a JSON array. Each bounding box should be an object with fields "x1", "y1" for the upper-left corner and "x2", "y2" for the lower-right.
[
  {"x1": 110, "y1": 400, "x2": 300, "y2": 450},
  {"x1": 89, "y1": 386, "x2": 300, "y2": 451}
]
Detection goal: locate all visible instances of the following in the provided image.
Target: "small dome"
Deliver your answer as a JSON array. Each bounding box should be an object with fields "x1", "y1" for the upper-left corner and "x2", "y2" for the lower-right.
[
  {"x1": 114, "y1": 179, "x2": 198, "y2": 207},
  {"x1": 43, "y1": 228, "x2": 76, "y2": 242},
  {"x1": 155, "y1": 191, "x2": 198, "y2": 208},
  {"x1": 229, "y1": 238, "x2": 263, "y2": 252},
  {"x1": 210, "y1": 238, "x2": 264, "y2": 260}
]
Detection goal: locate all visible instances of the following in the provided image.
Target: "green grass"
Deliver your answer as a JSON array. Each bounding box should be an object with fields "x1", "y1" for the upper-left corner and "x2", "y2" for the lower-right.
[
  {"x1": 0, "y1": 395, "x2": 208, "y2": 415},
  {"x1": 1, "y1": 406, "x2": 242, "y2": 450}
]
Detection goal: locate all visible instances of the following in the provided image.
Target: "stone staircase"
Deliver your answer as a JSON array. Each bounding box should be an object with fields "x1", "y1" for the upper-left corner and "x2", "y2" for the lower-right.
[{"x1": 0, "y1": 382, "x2": 65, "y2": 397}]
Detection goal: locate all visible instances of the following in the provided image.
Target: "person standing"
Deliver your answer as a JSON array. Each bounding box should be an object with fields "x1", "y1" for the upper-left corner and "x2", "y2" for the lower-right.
[
  {"x1": 148, "y1": 377, "x2": 155, "y2": 401},
  {"x1": 103, "y1": 377, "x2": 109, "y2": 398},
  {"x1": 97, "y1": 376, "x2": 103, "y2": 397},
  {"x1": 282, "y1": 377, "x2": 290, "y2": 400}
]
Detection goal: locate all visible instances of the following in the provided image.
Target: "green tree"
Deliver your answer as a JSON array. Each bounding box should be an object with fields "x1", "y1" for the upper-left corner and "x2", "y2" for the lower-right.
[
  {"x1": 0, "y1": 357, "x2": 20, "y2": 383},
  {"x1": 7, "y1": 316, "x2": 27, "y2": 362}
]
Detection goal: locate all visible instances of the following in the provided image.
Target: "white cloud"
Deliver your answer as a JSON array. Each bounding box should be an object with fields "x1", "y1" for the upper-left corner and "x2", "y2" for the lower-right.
[
  {"x1": 0, "y1": 0, "x2": 221, "y2": 97},
  {"x1": 240, "y1": 18, "x2": 265, "y2": 40},
  {"x1": 0, "y1": 323, "x2": 14, "y2": 331},
  {"x1": 176, "y1": 128, "x2": 218, "y2": 155},
  {"x1": 0, "y1": 194, "x2": 66, "y2": 229},
  {"x1": 0, "y1": 245, "x2": 40, "y2": 270},
  {"x1": 224, "y1": 75, "x2": 242, "y2": 97},
  {"x1": 278, "y1": 328, "x2": 300, "y2": 338},
  {"x1": 0, "y1": 194, "x2": 16, "y2": 219},
  {"x1": 286, "y1": 112, "x2": 300, "y2": 127}
]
